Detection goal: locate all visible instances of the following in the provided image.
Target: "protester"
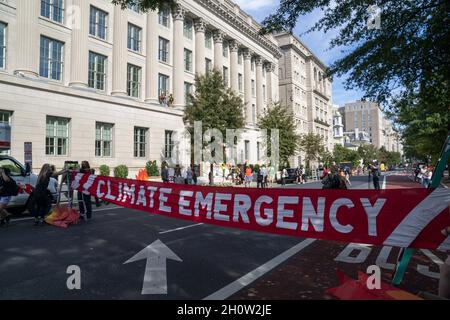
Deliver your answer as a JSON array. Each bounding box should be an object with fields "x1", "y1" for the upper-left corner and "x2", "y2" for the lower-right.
[
  {"x1": 0, "y1": 168, "x2": 18, "y2": 227},
  {"x1": 422, "y1": 166, "x2": 433, "y2": 188},
  {"x1": 256, "y1": 169, "x2": 264, "y2": 188},
  {"x1": 244, "y1": 166, "x2": 253, "y2": 187},
  {"x1": 371, "y1": 163, "x2": 381, "y2": 190},
  {"x1": 281, "y1": 167, "x2": 288, "y2": 186},
  {"x1": 78, "y1": 161, "x2": 94, "y2": 221},
  {"x1": 32, "y1": 164, "x2": 67, "y2": 225},
  {"x1": 186, "y1": 166, "x2": 194, "y2": 185},
  {"x1": 268, "y1": 165, "x2": 275, "y2": 184},
  {"x1": 261, "y1": 165, "x2": 268, "y2": 188},
  {"x1": 161, "y1": 164, "x2": 169, "y2": 183}
]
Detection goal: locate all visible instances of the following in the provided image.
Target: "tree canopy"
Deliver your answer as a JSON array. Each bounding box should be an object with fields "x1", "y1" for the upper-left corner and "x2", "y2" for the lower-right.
[
  {"x1": 257, "y1": 103, "x2": 300, "y2": 168},
  {"x1": 298, "y1": 133, "x2": 324, "y2": 170},
  {"x1": 111, "y1": 0, "x2": 176, "y2": 12},
  {"x1": 261, "y1": 0, "x2": 450, "y2": 163}
]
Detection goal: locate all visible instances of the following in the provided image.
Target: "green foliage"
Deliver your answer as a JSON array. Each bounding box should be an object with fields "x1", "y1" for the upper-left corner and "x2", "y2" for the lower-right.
[
  {"x1": 146, "y1": 160, "x2": 159, "y2": 176},
  {"x1": 99, "y1": 165, "x2": 110, "y2": 176},
  {"x1": 261, "y1": 1, "x2": 450, "y2": 161},
  {"x1": 378, "y1": 147, "x2": 401, "y2": 168},
  {"x1": 258, "y1": 102, "x2": 300, "y2": 168},
  {"x1": 114, "y1": 165, "x2": 129, "y2": 178},
  {"x1": 298, "y1": 133, "x2": 324, "y2": 170},
  {"x1": 357, "y1": 144, "x2": 379, "y2": 165},
  {"x1": 111, "y1": 0, "x2": 176, "y2": 12},
  {"x1": 183, "y1": 70, "x2": 245, "y2": 163},
  {"x1": 332, "y1": 144, "x2": 360, "y2": 168}
]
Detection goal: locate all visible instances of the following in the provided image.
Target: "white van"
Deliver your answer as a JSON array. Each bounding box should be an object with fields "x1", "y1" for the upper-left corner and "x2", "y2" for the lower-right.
[{"x1": 0, "y1": 155, "x2": 58, "y2": 214}]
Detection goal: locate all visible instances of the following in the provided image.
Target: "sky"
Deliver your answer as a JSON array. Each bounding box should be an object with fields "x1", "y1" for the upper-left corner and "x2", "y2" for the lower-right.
[{"x1": 233, "y1": 0, "x2": 365, "y2": 107}]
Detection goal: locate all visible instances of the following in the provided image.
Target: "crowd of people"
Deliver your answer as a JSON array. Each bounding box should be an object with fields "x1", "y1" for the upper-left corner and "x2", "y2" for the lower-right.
[{"x1": 414, "y1": 164, "x2": 434, "y2": 188}]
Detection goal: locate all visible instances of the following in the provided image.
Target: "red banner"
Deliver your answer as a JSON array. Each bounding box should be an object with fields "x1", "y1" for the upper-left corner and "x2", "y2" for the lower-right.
[{"x1": 71, "y1": 173, "x2": 450, "y2": 250}]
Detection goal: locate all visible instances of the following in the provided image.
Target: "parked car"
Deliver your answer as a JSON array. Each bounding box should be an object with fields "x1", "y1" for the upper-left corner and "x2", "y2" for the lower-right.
[{"x1": 0, "y1": 155, "x2": 58, "y2": 214}]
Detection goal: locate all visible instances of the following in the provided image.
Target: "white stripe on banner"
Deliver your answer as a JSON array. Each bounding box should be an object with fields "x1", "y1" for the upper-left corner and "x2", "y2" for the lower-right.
[
  {"x1": 438, "y1": 236, "x2": 450, "y2": 251},
  {"x1": 383, "y1": 188, "x2": 450, "y2": 248}
]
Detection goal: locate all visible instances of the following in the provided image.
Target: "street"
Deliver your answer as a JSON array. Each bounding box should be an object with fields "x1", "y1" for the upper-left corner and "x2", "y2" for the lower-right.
[{"x1": 0, "y1": 173, "x2": 446, "y2": 299}]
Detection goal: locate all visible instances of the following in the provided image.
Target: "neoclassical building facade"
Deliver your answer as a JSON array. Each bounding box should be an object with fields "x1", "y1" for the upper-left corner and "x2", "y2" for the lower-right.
[
  {"x1": 0, "y1": 0, "x2": 280, "y2": 176},
  {"x1": 276, "y1": 32, "x2": 334, "y2": 168}
]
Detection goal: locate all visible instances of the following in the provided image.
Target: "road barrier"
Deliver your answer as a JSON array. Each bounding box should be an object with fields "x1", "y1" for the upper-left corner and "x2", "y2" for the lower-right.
[{"x1": 71, "y1": 172, "x2": 450, "y2": 251}]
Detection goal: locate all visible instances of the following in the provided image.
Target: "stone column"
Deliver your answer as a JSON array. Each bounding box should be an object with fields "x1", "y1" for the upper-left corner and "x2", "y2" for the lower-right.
[
  {"x1": 213, "y1": 30, "x2": 224, "y2": 71},
  {"x1": 111, "y1": 6, "x2": 128, "y2": 96},
  {"x1": 243, "y1": 49, "x2": 253, "y2": 124},
  {"x1": 14, "y1": 0, "x2": 40, "y2": 77},
  {"x1": 229, "y1": 40, "x2": 239, "y2": 93},
  {"x1": 255, "y1": 56, "x2": 264, "y2": 116},
  {"x1": 172, "y1": 4, "x2": 185, "y2": 107},
  {"x1": 265, "y1": 62, "x2": 274, "y2": 104},
  {"x1": 194, "y1": 18, "x2": 206, "y2": 75},
  {"x1": 69, "y1": 0, "x2": 89, "y2": 87},
  {"x1": 145, "y1": 11, "x2": 159, "y2": 102}
]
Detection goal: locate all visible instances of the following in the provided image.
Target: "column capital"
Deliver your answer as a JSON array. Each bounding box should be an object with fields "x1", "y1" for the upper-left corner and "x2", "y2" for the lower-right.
[
  {"x1": 229, "y1": 40, "x2": 240, "y2": 52},
  {"x1": 265, "y1": 62, "x2": 275, "y2": 72},
  {"x1": 255, "y1": 56, "x2": 264, "y2": 66},
  {"x1": 242, "y1": 48, "x2": 253, "y2": 60},
  {"x1": 172, "y1": 4, "x2": 185, "y2": 21},
  {"x1": 213, "y1": 30, "x2": 225, "y2": 43},
  {"x1": 194, "y1": 18, "x2": 206, "y2": 32}
]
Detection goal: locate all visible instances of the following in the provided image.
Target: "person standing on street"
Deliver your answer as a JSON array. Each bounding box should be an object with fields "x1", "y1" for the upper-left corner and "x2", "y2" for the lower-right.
[
  {"x1": 0, "y1": 168, "x2": 18, "y2": 227},
  {"x1": 371, "y1": 163, "x2": 381, "y2": 190},
  {"x1": 186, "y1": 166, "x2": 194, "y2": 185},
  {"x1": 261, "y1": 165, "x2": 268, "y2": 188},
  {"x1": 281, "y1": 167, "x2": 288, "y2": 186},
  {"x1": 32, "y1": 164, "x2": 67, "y2": 225},
  {"x1": 244, "y1": 166, "x2": 253, "y2": 188},
  {"x1": 78, "y1": 161, "x2": 93, "y2": 221},
  {"x1": 161, "y1": 164, "x2": 169, "y2": 183}
]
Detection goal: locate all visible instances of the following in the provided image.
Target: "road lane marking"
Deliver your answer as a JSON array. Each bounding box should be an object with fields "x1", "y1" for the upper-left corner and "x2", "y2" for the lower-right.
[
  {"x1": 203, "y1": 238, "x2": 316, "y2": 300},
  {"x1": 159, "y1": 223, "x2": 204, "y2": 234}
]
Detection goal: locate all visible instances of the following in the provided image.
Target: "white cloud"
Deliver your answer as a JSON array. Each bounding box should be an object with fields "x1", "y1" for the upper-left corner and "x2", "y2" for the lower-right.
[{"x1": 233, "y1": 0, "x2": 276, "y2": 11}]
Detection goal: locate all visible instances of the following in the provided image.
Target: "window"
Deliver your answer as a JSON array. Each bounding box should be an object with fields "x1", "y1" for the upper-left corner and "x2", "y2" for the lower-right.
[
  {"x1": 251, "y1": 58, "x2": 255, "y2": 71},
  {"x1": 165, "y1": 130, "x2": 174, "y2": 158},
  {"x1": 158, "y1": 8, "x2": 170, "y2": 27},
  {"x1": 244, "y1": 140, "x2": 250, "y2": 160},
  {"x1": 0, "y1": 110, "x2": 11, "y2": 124},
  {"x1": 0, "y1": 158, "x2": 24, "y2": 176},
  {"x1": 158, "y1": 37, "x2": 169, "y2": 63},
  {"x1": 134, "y1": 127, "x2": 148, "y2": 158},
  {"x1": 205, "y1": 58, "x2": 212, "y2": 74},
  {"x1": 184, "y1": 49, "x2": 192, "y2": 72},
  {"x1": 263, "y1": 85, "x2": 266, "y2": 102},
  {"x1": 89, "y1": 6, "x2": 108, "y2": 40},
  {"x1": 184, "y1": 82, "x2": 192, "y2": 105},
  {"x1": 128, "y1": 23, "x2": 142, "y2": 52},
  {"x1": 158, "y1": 73, "x2": 169, "y2": 97},
  {"x1": 39, "y1": 36, "x2": 64, "y2": 81},
  {"x1": 41, "y1": 0, "x2": 64, "y2": 23},
  {"x1": 257, "y1": 142, "x2": 260, "y2": 161},
  {"x1": 205, "y1": 32, "x2": 212, "y2": 49},
  {"x1": 46, "y1": 116, "x2": 69, "y2": 156},
  {"x1": 183, "y1": 20, "x2": 193, "y2": 39},
  {"x1": 223, "y1": 41, "x2": 228, "y2": 58},
  {"x1": 238, "y1": 50, "x2": 242, "y2": 65},
  {"x1": 251, "y1": 80, "x2": 255, "y2": 97},
  {"x1": 238, "y1": 73, "x2": 243, "y2": 92},
  {"x1": 95, "y1": 122, "x2": 113, "y2": 157},
  {"x1": 88, "y1": 52, "x2": 107, "y2": 90},
  {"x1": 127, "y1": 64, "x2": 141, "y2": 98},
  {"x1": 252, "y1": 104, "x2": 256, "y2": 123},
  {"x1": 0, "y1": 22, "x2": 5, "y2": 69},
  {"x1": 223, "y1": 66, "x2": 228, "y2": 86}
]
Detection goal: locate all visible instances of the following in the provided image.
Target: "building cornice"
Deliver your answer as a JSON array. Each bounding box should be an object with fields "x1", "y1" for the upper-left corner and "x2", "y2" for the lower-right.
[{"x1": 193, "y1": 0, "x2": 282, "y2": 59}]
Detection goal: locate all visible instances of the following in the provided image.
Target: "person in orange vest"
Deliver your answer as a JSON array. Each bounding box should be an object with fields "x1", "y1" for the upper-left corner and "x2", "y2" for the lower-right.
[{"x1": 244, "y1": 166, "x2": 253, "y2": 188}]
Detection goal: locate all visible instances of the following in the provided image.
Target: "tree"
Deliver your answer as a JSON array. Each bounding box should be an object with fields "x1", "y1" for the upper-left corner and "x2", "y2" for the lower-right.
[
  {"x1": 357, "y1": 144, "x2": 379, "y2": 166},
  {"x1": 298, "y1": 133, "x2": 324, "y2": 171},
  {"x1": 257, "y1": 103, "x2": 300, "y2": 169},
  {"x1": 183, "y1": 70, "x2": 245, "y2": 184},
  {"x1": 260, "y1": 1, "x2": 450, "y2": 160},
  {"x1": 332, "y1": 144, "x2": 360, "y2": 168},
  {"x1": 111, "y1": 0, "x2": 176, "y2": 12}
]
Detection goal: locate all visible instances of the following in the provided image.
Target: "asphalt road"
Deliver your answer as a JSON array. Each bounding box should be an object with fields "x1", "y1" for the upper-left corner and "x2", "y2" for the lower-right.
[{"x1": 0, "y1": 173, "x2": 445, "y2": 299}]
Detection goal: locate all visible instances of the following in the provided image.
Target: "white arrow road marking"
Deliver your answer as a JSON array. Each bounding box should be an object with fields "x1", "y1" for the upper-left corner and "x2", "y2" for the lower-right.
[
  {"x1": 124, "y1": 239, "x2": 182, "y2": 295},
  {"x1": 383, "y1": 188, "x2": 450, "y2": 248}
]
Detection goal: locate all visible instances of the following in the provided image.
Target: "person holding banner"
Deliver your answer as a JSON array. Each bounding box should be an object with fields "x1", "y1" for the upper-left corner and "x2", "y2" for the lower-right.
[{"x1": 77, "y1": 161, "x2": 93, "y2": 221}]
